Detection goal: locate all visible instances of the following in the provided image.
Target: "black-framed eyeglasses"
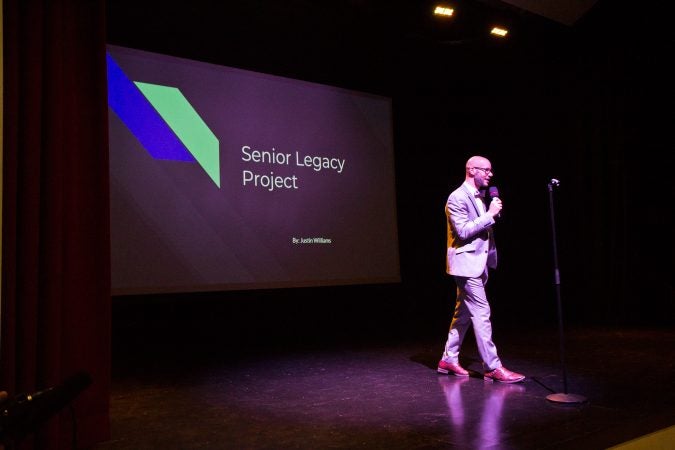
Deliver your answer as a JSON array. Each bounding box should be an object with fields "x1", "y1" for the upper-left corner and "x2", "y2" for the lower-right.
[{"x1": 470, "y1": 167, "x2": 493, "y2": 175}]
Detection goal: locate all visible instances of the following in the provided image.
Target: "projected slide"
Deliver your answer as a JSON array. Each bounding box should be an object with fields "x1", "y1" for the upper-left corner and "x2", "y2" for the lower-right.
[{"x1": 107, "y1": 45, "x2": 400, "y2": 294}]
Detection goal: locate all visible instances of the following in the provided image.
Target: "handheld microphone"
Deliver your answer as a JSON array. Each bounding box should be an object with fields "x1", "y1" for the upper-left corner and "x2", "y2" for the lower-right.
[{"x1": 488, "y1": 186, "x2": 501, "y2": 218}]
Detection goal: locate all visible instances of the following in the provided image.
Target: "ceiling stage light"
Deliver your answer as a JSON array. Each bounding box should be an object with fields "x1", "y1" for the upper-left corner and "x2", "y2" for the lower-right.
[
  {"x1": 490, "y1": 27, "x2": 508, "y2": 37},
  {"x1": 434, "y1": 6, "x2": 455, "y2": 17}
]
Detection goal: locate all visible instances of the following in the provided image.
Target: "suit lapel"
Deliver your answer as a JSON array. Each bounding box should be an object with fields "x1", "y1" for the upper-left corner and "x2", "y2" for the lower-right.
[{"x1": 461, "y1": 184, "x2": 481, "y2": 217}]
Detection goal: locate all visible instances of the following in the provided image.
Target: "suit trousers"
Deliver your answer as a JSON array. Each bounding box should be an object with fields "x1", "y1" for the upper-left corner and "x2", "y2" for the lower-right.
[{"x1": 442, "y1": 269, "x2": 502, "y2": 371}]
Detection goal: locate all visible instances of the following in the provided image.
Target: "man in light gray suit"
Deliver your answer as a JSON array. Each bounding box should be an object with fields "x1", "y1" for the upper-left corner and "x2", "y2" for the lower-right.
[{"x1": 437, "y1": 155, "x2": 525, "y2": 383}]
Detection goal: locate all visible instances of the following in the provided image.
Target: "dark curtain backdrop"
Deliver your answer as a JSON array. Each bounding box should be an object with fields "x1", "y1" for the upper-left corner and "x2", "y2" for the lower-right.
[
  {"x1": 2, "y1": 0, "x2": 110, "y2": 448},
  {"x1": 389, "y1": 1, "x2": 673, "y2": 329},
  {"x1": 101, "y1": 1, "x2": 672, "y2": 343},
  {"x1": 542, "y1": 5, "x2": 672, "y2": 325}
]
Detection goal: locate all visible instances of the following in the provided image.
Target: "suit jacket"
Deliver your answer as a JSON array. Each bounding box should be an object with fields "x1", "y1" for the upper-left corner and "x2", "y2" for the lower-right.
[{"x1": 446, "y1": 183, "x2": 497, "y2": 278}]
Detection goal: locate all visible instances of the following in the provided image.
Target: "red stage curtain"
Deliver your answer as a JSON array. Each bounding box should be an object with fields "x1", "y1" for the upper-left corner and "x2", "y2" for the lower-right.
[{"x1": 2, "y1": 0, "x2": 110, "y2": 448}]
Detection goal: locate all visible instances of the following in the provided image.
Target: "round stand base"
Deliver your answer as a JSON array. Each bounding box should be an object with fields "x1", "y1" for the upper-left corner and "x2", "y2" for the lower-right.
[{"x1": 546, "y1": 393, "x2": 587, "y2": 404}]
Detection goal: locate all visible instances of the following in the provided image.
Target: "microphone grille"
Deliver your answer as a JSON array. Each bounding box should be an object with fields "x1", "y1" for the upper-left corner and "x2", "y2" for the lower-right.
[{"x1": 488, "y1": 187, "x2": 500, "y2": 198}]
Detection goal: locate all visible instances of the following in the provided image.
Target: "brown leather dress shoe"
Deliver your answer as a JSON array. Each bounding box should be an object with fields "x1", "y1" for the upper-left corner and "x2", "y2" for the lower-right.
[
  {"x1": 483, "y1": 366, "x2": 525, "y2": 383},
  {"x1": 437, "y1": 360, "x2": 469, "y2": 377}
]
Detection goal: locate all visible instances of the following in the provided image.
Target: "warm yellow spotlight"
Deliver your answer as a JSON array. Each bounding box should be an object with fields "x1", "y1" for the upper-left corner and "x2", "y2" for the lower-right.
[
  {"x1": 490, "y1": 27, "x2": 508, "y2": 37},
  {"x1": 434, "y1": 6, "x2": 455, "y2": 17}
]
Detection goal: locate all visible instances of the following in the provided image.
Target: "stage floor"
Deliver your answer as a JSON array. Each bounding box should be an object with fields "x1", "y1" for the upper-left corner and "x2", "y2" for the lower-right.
[{"x1": 96, "y1": 327, "x2": 674, "y2": 449}]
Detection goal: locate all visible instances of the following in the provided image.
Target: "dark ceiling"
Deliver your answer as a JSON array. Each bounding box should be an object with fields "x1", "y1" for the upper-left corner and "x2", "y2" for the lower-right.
[
  {"x1": 486, "y1": 0, "x2": 599, "y2": 25},
  {"x1": 106, "y1": 0, "x2": 660, "y2": 96}
]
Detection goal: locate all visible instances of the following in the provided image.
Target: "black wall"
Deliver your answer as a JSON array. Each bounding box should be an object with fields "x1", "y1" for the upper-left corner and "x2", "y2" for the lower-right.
[{"x1": 107, "y1": 0, "x2": 672, "y2": 360}]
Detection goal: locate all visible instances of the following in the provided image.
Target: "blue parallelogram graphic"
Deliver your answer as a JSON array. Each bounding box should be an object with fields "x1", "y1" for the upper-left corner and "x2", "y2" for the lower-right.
[{"x1": 106, "y1": 53, "x2": 195, "y2": 162}]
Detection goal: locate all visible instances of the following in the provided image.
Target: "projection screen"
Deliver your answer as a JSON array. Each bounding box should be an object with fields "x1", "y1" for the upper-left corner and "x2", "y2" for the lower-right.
[{"x1": 107, "y1": 45, "x2": 400, "y2": 294}]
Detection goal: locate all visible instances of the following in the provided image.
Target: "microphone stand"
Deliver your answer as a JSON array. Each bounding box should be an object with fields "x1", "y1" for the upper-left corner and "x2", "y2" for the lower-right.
[{"x1": 545, "y1": 179, "x2": 586, "y2": 404}]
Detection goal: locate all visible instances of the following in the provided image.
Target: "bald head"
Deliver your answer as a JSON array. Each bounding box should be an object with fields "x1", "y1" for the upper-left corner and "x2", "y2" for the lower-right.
[
  {"x1": 466, "y1": 156, "x2": 490, "y2": 173},
  {"x1": 464, "y1": 155, "x2": 493, "y2": 188}
]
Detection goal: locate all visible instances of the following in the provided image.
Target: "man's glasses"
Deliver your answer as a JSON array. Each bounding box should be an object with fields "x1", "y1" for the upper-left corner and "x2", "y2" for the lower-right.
[{"x1": 470, "y1": 167, "x2": 493, "y2": 175}]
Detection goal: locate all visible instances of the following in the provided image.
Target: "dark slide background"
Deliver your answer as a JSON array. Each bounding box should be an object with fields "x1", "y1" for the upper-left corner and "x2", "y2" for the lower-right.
[{"x1": 109, "y1": 45, "x2": 400, "y2": 294}]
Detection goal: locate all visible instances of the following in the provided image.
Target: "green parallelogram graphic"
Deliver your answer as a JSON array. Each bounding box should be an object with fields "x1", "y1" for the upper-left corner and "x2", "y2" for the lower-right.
[{"x1": 135, "y1": 82, "x2": 220, "y2": 187}]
